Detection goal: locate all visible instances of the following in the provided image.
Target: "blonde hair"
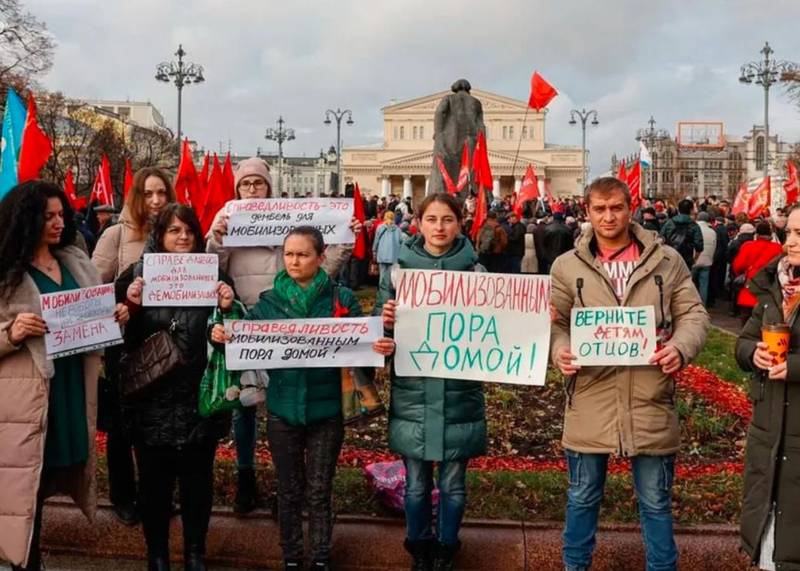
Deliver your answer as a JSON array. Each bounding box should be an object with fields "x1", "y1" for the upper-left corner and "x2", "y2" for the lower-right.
[{"x1": 384, "y1": 211, "x2": 395, "y2": 222}]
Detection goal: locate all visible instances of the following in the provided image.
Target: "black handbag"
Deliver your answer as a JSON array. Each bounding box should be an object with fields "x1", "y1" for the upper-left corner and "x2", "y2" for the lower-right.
[{"x1": 120, "y1": 319, "x2": 185, "y2": 399}]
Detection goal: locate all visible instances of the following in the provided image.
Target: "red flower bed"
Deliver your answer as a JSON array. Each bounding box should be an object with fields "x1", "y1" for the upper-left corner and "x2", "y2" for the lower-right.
[
  {"x1": 675, "y1": 365, "x2": 752, "y2": 422},
  {"x1": 95, "y1": 365, "x2": 749, "y2": 480}
]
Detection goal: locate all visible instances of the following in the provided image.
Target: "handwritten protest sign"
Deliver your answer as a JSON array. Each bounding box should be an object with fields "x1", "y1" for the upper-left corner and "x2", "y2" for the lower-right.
[
  {"x1": 40, "y1": 284, "x2": 122, "y2": 359},
  {"x1": 142, "y1": 253, "x2": 218, "y2": 307},
  {"x1": 570, "y1": 306, "x2": 656, "y2": 366},
  {"x1": 223, "y1": 198, "x2": 355, "y2": 247},
  {"x1": 224, "y1": 316, "x2": 383, "y2": 370},
  {"x1": 394, "y1": 269, "x2": 551, "y2": 385}
]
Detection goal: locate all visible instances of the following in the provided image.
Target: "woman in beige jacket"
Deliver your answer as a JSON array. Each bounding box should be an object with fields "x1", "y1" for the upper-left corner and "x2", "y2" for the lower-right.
[
  {"x1": 90, "y1": 167, "x2": 176, "y2": 526},
  {"x1": 0, "y1": 181, "x2": 128, "y2": 570},
  {"x1": 205, "y1": 157, "x2": 359, "y2": 514}
]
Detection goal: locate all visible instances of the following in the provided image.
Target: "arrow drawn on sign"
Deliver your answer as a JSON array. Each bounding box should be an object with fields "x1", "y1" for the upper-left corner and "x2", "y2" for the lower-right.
[{"x1": 409, "y1": 341, "x2": 440, "y2": 371}]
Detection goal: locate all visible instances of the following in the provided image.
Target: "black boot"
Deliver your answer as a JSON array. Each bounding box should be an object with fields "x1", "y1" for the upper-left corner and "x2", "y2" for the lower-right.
[
  {"x1": 404, "y1": 539, "x2": 434, "y2": 571},
  {"x1": 147, "y1": 556, "x2": 170, "y2": 571},
  {"x1": 433, "y1": 541, "x2": 461, "y2": 571},
  {"x1": 284, "y1": 560, "x2": 303, "y2": 571},
  {"x1": 233, "y1": 467, "x2": 258, "y2": 515},
  {"x1": 183, "y1": 551, "x2": 206, "y2": 571},
  {"x1": 309, "y1": 561, "x2": 330, "y2": 570}
]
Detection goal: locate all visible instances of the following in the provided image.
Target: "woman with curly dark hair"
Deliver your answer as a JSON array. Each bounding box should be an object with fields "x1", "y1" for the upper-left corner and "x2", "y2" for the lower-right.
[{"x1": 0, "y1": 181, "x2": 129, "y2": 571}]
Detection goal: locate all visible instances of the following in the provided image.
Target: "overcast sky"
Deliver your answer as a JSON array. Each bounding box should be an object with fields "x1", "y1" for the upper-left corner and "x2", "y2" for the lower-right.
[{"x1": 26, "y1": 0, "x2": 800, "y2": 177}]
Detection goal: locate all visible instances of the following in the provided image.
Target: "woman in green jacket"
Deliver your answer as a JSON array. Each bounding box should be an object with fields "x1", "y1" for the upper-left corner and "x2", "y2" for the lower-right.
[
  {"x1": 377, "y1": 193, "x2": 486, "y2": 571},
  {"x1": 212, "y1": 226, "x2": 393, "y2": 571}
]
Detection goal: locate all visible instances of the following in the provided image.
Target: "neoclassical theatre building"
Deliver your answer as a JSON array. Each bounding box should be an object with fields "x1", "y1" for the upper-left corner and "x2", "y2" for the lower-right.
[{"x1": 341, "y1": 88, "x2": 583, "y2": 204}]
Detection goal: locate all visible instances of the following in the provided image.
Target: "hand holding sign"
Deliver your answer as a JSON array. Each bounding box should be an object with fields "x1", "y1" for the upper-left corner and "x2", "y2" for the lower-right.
[
  {"x1": 382, "y1": 300, "x2": 397, "y2": 330},
  {"x1": 648, "y1": 345, "x2": 682, "y2": 374},
  {"x1": 212, "y1": 212, "x2": 229, "y2": 242},
  {"x1": 217, "y1": 282, "x2": 234, "y2": 310},
  {"x1": 555, "y1": 346, "x2": 581, "y2": 376},
  {"x1": 372, "y1": 337, "x2": 395, "y2": 356},
  {"x1": 210, "y1": 323, "x2": 230, "y2": 344},
  {"x1": 9, "y1": 313, "x2": 48, "y2": 344},
  {"x1": 127, "y1": 277, "x2": 144, "y2": 306}
]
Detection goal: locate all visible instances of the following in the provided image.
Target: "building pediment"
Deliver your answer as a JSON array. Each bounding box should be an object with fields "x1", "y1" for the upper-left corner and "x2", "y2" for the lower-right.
[{"x1": 383, "y1": 88, "x2": 532, "y2": 115}]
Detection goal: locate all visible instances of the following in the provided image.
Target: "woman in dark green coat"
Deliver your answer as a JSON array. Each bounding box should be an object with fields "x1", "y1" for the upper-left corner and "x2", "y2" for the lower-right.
[
  {"x1": 735, "y1": 205, "x2": 800, "y2": 571},
  {"x1": 213, "y1": 226, "x2": 394, "y2": 571},
  {"x1": 377, "y1": 193, "x2": 486, "y2": 571}
]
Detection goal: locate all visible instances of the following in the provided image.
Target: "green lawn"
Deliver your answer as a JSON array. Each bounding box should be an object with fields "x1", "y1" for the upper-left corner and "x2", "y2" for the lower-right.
[{"x1": 693, "y1": 327, "x2": 748, "y2": 387}]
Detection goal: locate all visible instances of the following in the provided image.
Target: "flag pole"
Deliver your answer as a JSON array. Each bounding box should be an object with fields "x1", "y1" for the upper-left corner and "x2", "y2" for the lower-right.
[{"x1": 510, "y1": 106, "x2": 530, "y2": 181}]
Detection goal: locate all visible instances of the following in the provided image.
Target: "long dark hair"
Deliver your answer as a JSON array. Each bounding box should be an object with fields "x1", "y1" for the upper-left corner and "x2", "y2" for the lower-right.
[
  {"x1": 0, "y1": 180, "x2": 77, "y2": 299},
  {"x1": 151, "y1": 203, "x2": 205, "y2": 253}
]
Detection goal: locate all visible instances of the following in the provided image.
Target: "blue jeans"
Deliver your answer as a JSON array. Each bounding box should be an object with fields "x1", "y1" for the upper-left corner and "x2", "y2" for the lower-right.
[
  {"x1": 233, "y1": 405, "x2": 257, "y2": 469},
  {"x1": 404, "y1": 458, "x2": 468, "y2": 546},
  {"x1": 563, "y1": 451, "x2": 677, "y2": 571},
  {"x1": 691, "y1": 266, "x2": 710, "y2": 306}
]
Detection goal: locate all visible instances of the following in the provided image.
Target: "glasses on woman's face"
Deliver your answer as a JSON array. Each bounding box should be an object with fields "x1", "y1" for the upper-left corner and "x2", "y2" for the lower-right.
[{"x1": 239, "y1": 179, "x2": 267, "y2": 191}]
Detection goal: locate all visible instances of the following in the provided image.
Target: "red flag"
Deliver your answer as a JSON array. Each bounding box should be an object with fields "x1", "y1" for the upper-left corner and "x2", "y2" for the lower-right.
[
  {"x1": 200, "y1": 154, "x2": 225, "y2": 235},
  {"x1": 435, "y1": 155, "x2": 457, "y2": 195},
  {"x1": 90, "y1": 155, "x2": 114, "y2": 207},
  {"x1": 17, "y1": 94, "x2": 53, "y2": 182},
  {"x1": 731, "y1": 182, "x2": 752, "y2": 216},
  {"x1": 471, "y1": 131, "x2": 493, "y2": 191},
  {"x1": 174, "y1": 140, "x2": 199, "y2": 207},
  {"x1": 352, "y1": 183, "x2": 367, "y2": 259},
  {"x1": 456, "y1": 141, "x2": 470, "y2": 192},
  {"x1": 616, "y1": 159, "x2": 627, "y2": 182},
  {"x1": 513, "y1": 164, "x2": 539, "y2": 217},
  {"x1": 222, "y1": 153, "x2": 235, "y2": 201},
  {"x1": 470, "y1": 187, "x2": 489, "y2": 242},
  {"x1": 64, "y1": 170, "x2": 86, "y2": 211},
  {"x1": 199, "y1": 153, "x2": 210, "y2": 185},
  {"x1": 784, "y1": 161, "x2": 799, "y2": 206},
  {"x1": 748, "y1": 177, "x2": 771, "y2": 219},
  {"x1": 123, "y1": 158, "x2": 133, "y2": 200},
  {"x1": 528, "y1": 71, "x2": 558, "y2": 111},
  {"x1": 627, "y1": 161, "x2": 641, "y2": 211}
]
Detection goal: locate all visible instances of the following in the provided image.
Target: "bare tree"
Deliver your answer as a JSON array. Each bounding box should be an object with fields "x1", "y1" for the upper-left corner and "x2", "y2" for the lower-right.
[
  {"x1": 0, "y1": 0, "x2": 54, "y2": 95},
  {"x1": 128, "y1": 124, "x2": 179, "y2": 170}
]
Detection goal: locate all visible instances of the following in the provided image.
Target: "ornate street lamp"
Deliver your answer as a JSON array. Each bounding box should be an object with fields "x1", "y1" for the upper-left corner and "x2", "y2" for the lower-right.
[
  {"x1": 739, "y1": 42, "x2": 798, "y2": 180},
  {"x1": 569, "y1": 108, "x2": 599, "y2": 190},
  {"x1": 636, "y1": 116, "x2": 671, "y2": 198},
  {"x1": 324, "y1": 108, "x2": 353, "y2": 195},
  {"x1": 155, "y1": 45, "x2": 205, "y2": 141},
  {"x1": 265, "y1": 116, "x2": 295, "y2": 195}
]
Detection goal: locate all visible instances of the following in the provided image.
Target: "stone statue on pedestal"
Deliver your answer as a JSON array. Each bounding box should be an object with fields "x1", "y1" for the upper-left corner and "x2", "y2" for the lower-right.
[{"x1": 428, "y1": 79, "x2": 486, "y2": 197}]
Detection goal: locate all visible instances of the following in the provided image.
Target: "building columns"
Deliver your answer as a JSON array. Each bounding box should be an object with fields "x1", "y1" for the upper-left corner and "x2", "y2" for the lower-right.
[
  {"x1": 381, "y1": 176, "x2": 391, "y2": 198},
  {"x1": 425, "y1": 176, "x2": 430, "y2": 195},
  {"x1": 403, "y1": 176, "x2": 413, "y2": 200},
  {"x1": 514, "y1": 177, "x2": 522, "y2": 194},
  {"x1": 492, "y1": 178, "x2": 501, "y2": 199}
]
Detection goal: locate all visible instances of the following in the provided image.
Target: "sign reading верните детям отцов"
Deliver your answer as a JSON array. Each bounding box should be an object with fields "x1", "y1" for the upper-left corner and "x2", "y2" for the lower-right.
[
  {"x1": 570, "y1": 306, "x2": 656, "y2": 366},
  {"x1": 223, "y1": 316, "x2": 384, "y2": 370},
  {"x1": 40, "y1": 284, "x2": 123, "y2": 359},
  {"x1": 393, "y1": 269, "x2": 551, "y2": 385},
  {"x1": 142, "y1": 253, "x2": 219, "y2": 307},
  {"x1": 223, "y1": 198, "x2": 355, "y2": 247}
]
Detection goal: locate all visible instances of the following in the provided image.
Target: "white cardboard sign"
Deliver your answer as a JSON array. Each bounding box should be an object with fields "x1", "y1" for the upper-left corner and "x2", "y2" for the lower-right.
[
  {"x1": 223, "y1": 198, "x2": 355, "y2": 247},
  {"x1": 142, "y1": 253, "x2": 219, "y2": 307},
  {"x1": 224, "y1": 316, "x2": 383, "y2": 370},
  {"x1": 570, "y1": 306, "x2": 657, "y2": 366}
]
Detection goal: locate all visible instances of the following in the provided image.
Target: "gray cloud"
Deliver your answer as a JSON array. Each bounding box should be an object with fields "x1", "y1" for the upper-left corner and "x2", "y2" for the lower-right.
[{"x1": 26, "y1": 0, "x2": 800, "y2": 176}]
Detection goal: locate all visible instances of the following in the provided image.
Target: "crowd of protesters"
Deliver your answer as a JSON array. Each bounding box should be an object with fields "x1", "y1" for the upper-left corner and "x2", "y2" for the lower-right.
[{"x1": 0, "y1": 156, "x2": 793, "y2": 571}]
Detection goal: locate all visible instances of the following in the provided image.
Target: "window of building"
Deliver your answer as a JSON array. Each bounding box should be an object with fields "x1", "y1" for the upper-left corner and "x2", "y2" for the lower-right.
[
  {"x1": 118, "y1": 106, "x2": 131, "y2": 119},
  {"x1": 502, "y1": 126, "x2": 507, "y2": 139},
  {"x1": 420, "y1": 125, "x2": 424, "y2": 139},
  {"x1": 413, "y1": 126, "x2": 418, "y2": 139},
  {"x1": 400, "y1": 126, "x2": 404, "y2": 140},
  {"x1": 509, "y1": 126, "x2": 514, "y2": 140},
  {"x1": 756, "y1": 136, "x2": 765, "y2": 170},
  {"x1": 393, "y1": 126, "x2": 398, "y2": 140},
  {"x1": 522, "y1": 126, "x2": 528, "y2": 139}
]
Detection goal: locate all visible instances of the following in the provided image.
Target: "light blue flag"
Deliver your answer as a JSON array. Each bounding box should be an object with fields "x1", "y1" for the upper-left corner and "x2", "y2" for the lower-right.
[{"x1": 0, "y1": 89, "x2": 28, "y2": 199}]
